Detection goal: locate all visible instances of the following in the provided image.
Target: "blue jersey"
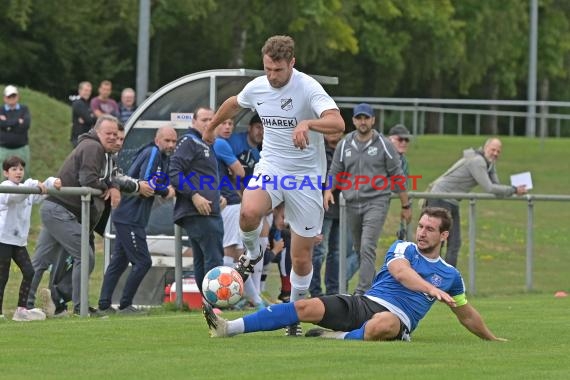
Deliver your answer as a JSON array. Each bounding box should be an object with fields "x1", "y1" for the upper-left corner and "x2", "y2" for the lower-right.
[
  {"x1": 213, "y1": 137, "x2": 241, "y2": 205},
  {"x1": 228, "y1": 132, "x2": 260, "y2": 177},
  {"x1": 365, "y1": 240, "x2": 466, "y2": 332}
]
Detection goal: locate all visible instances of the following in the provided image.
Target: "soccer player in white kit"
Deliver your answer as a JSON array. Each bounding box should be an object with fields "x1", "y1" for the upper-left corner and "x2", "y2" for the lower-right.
[{"x1": 203, "y1": 35, "x2": 345, "y2": 335}]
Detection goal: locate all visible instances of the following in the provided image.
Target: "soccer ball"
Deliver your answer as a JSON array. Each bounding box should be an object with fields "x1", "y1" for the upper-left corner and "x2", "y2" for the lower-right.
[{"x1": 202, "y1": 266, "x2": 244, "y2": 308}]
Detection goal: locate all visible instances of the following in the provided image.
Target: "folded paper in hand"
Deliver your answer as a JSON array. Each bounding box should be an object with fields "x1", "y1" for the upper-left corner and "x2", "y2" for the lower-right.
[{"x1": 510, "y1": 171, "x2": 533, "y2": 190}]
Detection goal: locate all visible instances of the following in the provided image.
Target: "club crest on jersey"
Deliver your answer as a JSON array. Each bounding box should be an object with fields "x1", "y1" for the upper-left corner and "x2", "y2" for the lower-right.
[
  {"x1": 430, "y1": 274, "x2": 443, "y2": 287},
  {"x1": 281, "y1": 98, "x2": 293, "y2": 111},
  {"x1": 203, "y1": 149, "x2": 210, "y2": 157},
  {"x1": 367, "y1": 146, "x2": 378, "y2": 156}
]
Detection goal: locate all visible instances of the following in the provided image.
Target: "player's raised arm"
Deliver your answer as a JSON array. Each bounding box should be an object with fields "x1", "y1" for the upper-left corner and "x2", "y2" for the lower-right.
[{"x1": 203, "y1": 96, "x2": 242, "y2": 144}]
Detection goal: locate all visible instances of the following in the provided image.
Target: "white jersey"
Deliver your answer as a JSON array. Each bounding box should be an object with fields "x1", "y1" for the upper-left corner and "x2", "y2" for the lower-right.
[
  {"x1": 237, "y1": 68, "x2": 338, "y2": 178},
  {"x1": 0, "y1": 178, "x2": 53, "y2": 246}
]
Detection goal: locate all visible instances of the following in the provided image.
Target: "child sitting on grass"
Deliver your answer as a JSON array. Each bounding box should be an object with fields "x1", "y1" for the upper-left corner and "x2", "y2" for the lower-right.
[{"x1": 0, "y1": 156, "x2": 60, "y2": 322}]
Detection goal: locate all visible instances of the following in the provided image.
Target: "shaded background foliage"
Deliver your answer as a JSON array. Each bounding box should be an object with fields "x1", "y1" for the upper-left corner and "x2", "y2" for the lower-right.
[{"x1": 1, "y1": 0, "x2": 570, "y2": 106}]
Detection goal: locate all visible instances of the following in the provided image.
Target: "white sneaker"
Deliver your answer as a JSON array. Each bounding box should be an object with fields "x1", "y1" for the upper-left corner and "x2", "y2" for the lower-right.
[
  {"x1": 39, "y1": 288, "x2": 56, "y2": 317},
  {"x1": 27, "y1": 308, "x2": 47, "y2": 321},
  {"x1": 13, "y1": 308, "x2": 45, "y2": 321}
]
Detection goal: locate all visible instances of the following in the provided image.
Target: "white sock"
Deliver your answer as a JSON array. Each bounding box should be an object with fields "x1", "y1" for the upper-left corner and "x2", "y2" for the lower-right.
[
  {"x1": 240, "y1": 223, "x2": 263, "y2": 260},
  {"x1": 243, "y1": 277, "x2": 262, "y2": 305},
  {"x1": 289, "y1": 268, "x2": 313, "y2": 303},
  {"x1": 223, "y1": 256, "x2": 235, "y2": 267},
  {"x1": 227, "y1": 318, "x2": 245, "y2": 336},
  {"x1": 250, "y1": 259, "x2": 264, "y2": 294}
]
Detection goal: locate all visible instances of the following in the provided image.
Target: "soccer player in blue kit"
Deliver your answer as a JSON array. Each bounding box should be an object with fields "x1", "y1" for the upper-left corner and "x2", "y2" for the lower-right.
[{"x1": 204, "y1": 207, "x2": 506, "y2": 342}]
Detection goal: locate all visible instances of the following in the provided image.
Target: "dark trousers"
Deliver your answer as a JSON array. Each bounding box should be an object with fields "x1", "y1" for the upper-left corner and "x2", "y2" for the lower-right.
[
  {"x1": 310, "y1": 217, "x2": 339, "y2": 296},
  {"x1": 98, "y1": 223, "x2": 152, "y2": 309},
  {"x1": 426, "y1": 199, "x2": 461, "y2": 267},
  {"x1": 180, "y1": 215, "x2": 224, "y2": 293},
  {"x1": 0, "y1": 242, "x2": 34, "y2": 313}
]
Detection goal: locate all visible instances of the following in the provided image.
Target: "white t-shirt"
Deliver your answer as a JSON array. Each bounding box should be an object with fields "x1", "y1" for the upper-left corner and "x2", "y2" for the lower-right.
[{"x1": 237, "y1": 69, "x2": 338, "y2": 178}]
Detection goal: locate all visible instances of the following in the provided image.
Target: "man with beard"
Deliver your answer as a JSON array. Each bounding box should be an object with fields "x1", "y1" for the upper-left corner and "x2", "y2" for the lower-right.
[{"x1": 204, "y1": 207, "x2": 506, "y2": 343}]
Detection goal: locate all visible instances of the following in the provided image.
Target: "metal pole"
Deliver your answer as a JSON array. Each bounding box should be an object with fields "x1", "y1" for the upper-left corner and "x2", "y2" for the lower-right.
[
  {"x1": 412, "y1": 100, "x2": 418, "y2": 136},
  {"x1": 338, "y1": 193, "x2": 347, "y2": 294},
  {"x1": 526, "y1": 199, "x2": 534, "y2": 291},
  {"x1": 80, "y1": 194, "x2": 91, "y2": 317},
  {"x1": 468, "y1": 199, "x2": 476, "y2": 295},
  {"x1": 174, "y1": 224, "x2": 184, "y2": 309},
  {"x1": 103, "y1": 218, "x2": 111, "y2": 271},
  {"x1": 136, "y1": 0, "x2": 151, "y2": 106},
  {"x1": 526, "y1": 0, "x2": 538, "y2": 137}
]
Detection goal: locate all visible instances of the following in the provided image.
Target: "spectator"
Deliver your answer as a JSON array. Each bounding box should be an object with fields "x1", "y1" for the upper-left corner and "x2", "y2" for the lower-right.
[
  {"x1": 388, "y1": 124, "x2": 411, "y2": 178},
  {"x1": 169, "y1": 107, "x2": 226, "y2": 293},
  {"x1": 228, "y1": 113, "x2": 263, "y2": 185},
  {"x1": 0, "y1": 85, "x2": 31, "y2": 169},
  {"x1": 117, "y1": 88, "x2": 137, "y2": 125},
  {"x1": 70, "y1": 81, "x2": 97, "y2": 147},
  {"x1": 0, "y1": 156, "x2": 60, "y2": 321},
  {"x1": 32, "y1": 123, "x2": 145, "y2": 314},
  {"x1": 310, "y1": 131, "x2": 343, "y2": 297},
  {"x1": 325, "y1": 103, "x2": 411, "y2": 296},
  {"x1": 425, "y1": 137, "x2": 527, "y2": 267},
  {"x1": 28, "y1": 115, "x2": 120, "y2": 317},
  {"x1": 213, "y1": 118, "x2": 245, "y2": 265},
  {"x1": 98, "y1": 126, "x2": 177, "y2": 315},
  {"x1": 90, "y1": 80, "x2": 119, "y2": 118},
  {"x1": 204, "y1": 207, "x2": 506, "y2": 343},
  {"x1": 388, "y1": 124, "x2": 413, "y2": 240}
]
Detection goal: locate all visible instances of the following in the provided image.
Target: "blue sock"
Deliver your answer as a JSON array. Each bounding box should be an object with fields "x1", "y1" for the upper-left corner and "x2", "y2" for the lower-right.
[
  {"x1": 243, "y1": 303, "x2": 299, "y2": 333},
  {"x1": 344, "y1": 322, "x2": 368, "y2": 340}
]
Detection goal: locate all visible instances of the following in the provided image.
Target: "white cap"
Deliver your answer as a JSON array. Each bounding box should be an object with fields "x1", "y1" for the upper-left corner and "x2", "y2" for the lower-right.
[{"x1": 4, "y1": 85, "x2": 18, "y2": 97}]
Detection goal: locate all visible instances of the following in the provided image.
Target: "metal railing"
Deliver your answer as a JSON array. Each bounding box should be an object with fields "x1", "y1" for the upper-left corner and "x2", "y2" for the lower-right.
[
  {"x1": 333, "y1": 97, "x2": 570, "y2": 137},
  {"x1": 338, "y1": 191, "x2": 570, "y2": 295},
  {"x1": 7, "y1": 184, "x2": 568, "y2": 314}
]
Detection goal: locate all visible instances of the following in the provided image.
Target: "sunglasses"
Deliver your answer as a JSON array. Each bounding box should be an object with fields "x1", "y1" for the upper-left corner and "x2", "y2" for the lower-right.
[{"x1": 397, "y1": 137, "x2": 410, "y2": 143}]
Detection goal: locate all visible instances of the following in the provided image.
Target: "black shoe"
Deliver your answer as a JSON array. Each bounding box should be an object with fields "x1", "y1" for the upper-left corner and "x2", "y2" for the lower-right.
[
  {"x1": 277, "y1": 291, "x2": 291, "y2": 303},
  {"x1": 305, "y1": 328, "x2": 327, "y2": 337},
  {"x1": 74, "y1": 306, "x2": 107, "y2": 318},
  {"x1": 117, "y1": 305, "x2": 146, "y2": 315},
  {"x1": 235, "y1": 249, "x2": 264, "y2": 282},
  {"x1": 99, "y1": 306, "x2": 117, "y2": 316},
  {"x1": 284, "y1": 323, "x2": 302, "y2": 337},
  {"x1": 202, "y1": 299, "x2": 217, "y2": 330}
]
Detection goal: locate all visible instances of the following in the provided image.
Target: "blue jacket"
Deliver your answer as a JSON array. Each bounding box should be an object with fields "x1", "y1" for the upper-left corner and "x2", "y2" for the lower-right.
[
  {"x1": 112, "y1": 142, "x2": 170, "y2": 227},
  {"x1": 169, "y1": 128, "x2": 221, "y2": 224}
]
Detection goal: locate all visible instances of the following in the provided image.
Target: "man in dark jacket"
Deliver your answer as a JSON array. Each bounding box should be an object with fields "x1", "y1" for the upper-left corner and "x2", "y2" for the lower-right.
[
  {"x1": 70, "y1": 81, "x2": 97, "y2": 147},
  {"x1": 29, "y1": 115, "x2": 120, "y2": 316},
  {"x1": 0, "y1": 85, "x2": 31, "y2": 168},
  {"x1": 169, "y1": 107, "x2": 226, "y2": 292},
  {"x1": 98, "y1": 126, "x2": 177, "y2": 314}
]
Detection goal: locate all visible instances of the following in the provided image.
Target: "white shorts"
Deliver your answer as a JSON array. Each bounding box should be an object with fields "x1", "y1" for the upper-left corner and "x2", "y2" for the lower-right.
[
  {"x1": 247, "y1": 162, "x2": 323, "y2": 238},
  {"x1": 221, "y1": 203, "x2": 242, "y2": 249}
]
